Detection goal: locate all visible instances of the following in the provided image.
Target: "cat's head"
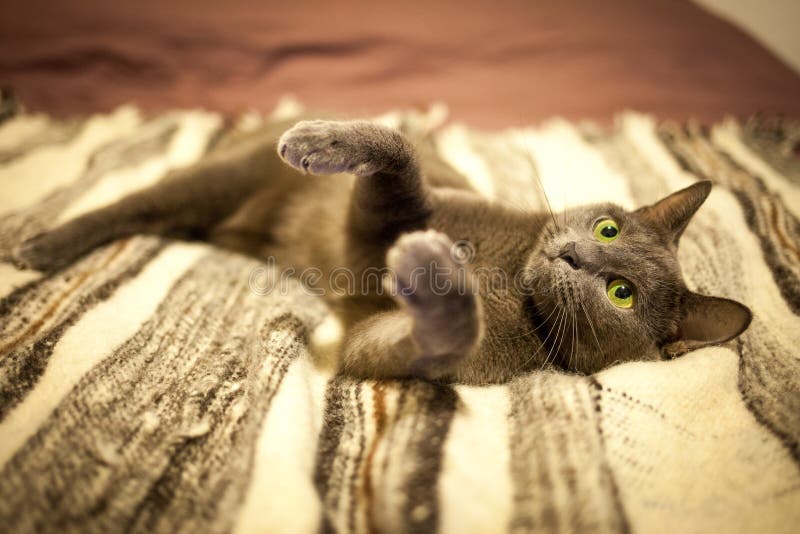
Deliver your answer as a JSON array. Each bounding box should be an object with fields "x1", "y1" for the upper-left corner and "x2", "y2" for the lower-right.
[{"x1": 522, "y1": 180, "x2": 751, "y2": 373}]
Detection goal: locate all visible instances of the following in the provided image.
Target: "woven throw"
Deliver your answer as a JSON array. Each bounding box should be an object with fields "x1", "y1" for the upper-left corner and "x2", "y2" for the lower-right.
[{"x1": 0, "y1": 104, "x2": 798, "y2": 533}]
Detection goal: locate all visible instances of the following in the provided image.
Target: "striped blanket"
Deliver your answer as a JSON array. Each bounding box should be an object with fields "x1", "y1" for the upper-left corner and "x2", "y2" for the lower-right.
[{"x1": 0, "y1": 102, "x2": 798, "y2": 534}]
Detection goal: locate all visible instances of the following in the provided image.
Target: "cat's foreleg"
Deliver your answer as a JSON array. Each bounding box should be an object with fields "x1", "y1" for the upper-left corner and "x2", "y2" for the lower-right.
[
  {"x1": 278, "y1": 120, "x2": 432, "y2": 272},
  {"x1": 339, "y1": 230, "x2": 483, "y2": 381}
]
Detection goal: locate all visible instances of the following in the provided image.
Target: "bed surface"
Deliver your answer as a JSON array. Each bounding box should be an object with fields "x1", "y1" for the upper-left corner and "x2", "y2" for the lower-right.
[
  {"x1": 2, "y1": 0, "x2": 800, "y2": 127},
  {"x1": 0, "y1": 103, "x2": 799, "y2": 533}
]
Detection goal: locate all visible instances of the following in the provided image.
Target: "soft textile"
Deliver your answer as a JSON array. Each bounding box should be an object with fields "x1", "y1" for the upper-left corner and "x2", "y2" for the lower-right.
[{"x1": 0, "y1": 104, "x2": 798, "y2": 533}]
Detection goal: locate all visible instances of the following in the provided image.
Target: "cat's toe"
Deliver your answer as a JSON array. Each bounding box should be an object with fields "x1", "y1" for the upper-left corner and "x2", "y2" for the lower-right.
[
  {"x1": 386, "y1": 230, "x2": 481, "y2": 372},
  {"x1": 7, "y1": 250, "x2": 32, "y2": 270},
  {"x1": 277, "y1": 120, "x2": 379, "y2": 176},
  {"x1": 386, "y1": 229, "x2": 457, "y2": 300}
]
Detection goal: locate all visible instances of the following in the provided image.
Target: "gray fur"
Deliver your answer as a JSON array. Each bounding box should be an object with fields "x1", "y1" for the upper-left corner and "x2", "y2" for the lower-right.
[{"x1": 13, "y1": 119, "x2": 752, "y2": 384}]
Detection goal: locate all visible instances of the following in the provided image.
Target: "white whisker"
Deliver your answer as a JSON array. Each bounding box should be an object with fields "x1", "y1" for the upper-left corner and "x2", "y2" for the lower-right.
[
  {"x1": 518, "y1": 133, "x2": 559, "y2": 231},
  {"x1": 580, "y1": 301, "x2": 604, "y2": 363},
  {"x1": 542, "y1": 305, "x2": 568, "y2": 370},
  {"x1": 520, "y1": 307, "x2": 563, "y2": 373}
]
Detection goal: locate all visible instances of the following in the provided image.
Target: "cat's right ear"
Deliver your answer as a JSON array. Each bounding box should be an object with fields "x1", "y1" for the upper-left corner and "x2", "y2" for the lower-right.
[
  {"x1": 635, "y1": 180, "x2": 712, "y2": 245},
  {"x1": 662, "y1": 291, "x2": 752, "y2": 358}
]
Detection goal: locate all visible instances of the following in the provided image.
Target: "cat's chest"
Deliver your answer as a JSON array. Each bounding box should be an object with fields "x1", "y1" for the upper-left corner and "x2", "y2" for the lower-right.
[{"x1": 428, "y1": 197, "x2": 542, "y2": 275}]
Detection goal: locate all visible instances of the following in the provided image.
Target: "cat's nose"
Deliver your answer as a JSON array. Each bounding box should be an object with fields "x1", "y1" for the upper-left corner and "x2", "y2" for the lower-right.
[{"x1": 557, "y1": 242, "x2": 581, "y2": 270}]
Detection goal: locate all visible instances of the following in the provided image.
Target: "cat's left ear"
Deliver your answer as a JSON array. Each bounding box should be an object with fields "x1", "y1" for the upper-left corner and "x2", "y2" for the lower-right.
[
  {"x1": 635, "y1": 181, "x2": 712, "y2": 245},
  {"x1": 662, "y1": 291, "x2": 752, "y2": 357}
]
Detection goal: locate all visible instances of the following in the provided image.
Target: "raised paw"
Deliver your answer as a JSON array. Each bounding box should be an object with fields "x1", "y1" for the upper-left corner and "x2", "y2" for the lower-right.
[
  {"x1": 277, "y1": 120, "x2": 404, "y2": 177},
  {"x1": 386, "y1": 230, "x2": 482, "y2": 379}
]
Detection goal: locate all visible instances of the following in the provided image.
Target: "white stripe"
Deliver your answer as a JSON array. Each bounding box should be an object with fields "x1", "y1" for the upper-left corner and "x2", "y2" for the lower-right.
[
  {"x1": 604, "y1": 113, "x2": 800, "y2": 533},
  {"x1": 438, "y1": 124, "x2": 496, "y2": 198},
  {"x1": 58, "y1": 111, "x2": 222, "y2": 222},
  {"x1": 0, "y1": 106, "x2": 142, "y2": 215},
  {"x1": 516, "y1": 119, "x2": 635, "y2": 212},
  {"x1": 0, "y1": 243, "x2": 206, "y2": 468},
  {"x1": 622, "y1": 111, "x2": 800, "y2": 337},
  {"x1": 439, "y1": 384, "x2": 512, "y2": 534},
  {"x1": 269, "y1": 94, "x2": 306, "y2": 121},
  {"x1": 0, "y1": 113, "x2": 52, "y2": 152},
  {"x1": 620, "y1": 113, "x2": 695, "y2": 191},
  {"x1": 0, "y1": 263, "x2": 39, "y2": 299},
  {"x1": 233, "y1": 357, "x2": 329, "y2": 534},
  {"x1": 711, "y1": 119, "x2": 800, "y2": 220},
  {"x1": 597, "y1": 348, "x2": 800, "y2": 534}
]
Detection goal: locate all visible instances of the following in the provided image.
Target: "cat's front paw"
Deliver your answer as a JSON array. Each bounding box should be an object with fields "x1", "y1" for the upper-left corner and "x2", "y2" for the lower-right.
[
  {"x1": 12, "y1": 230, "x2": 78, "y2": 271},
  {"x1": 386, "y1": 230, "x2": 482, "y2": 379},
  {"x1": 277, "y1": 120, "x2": 394, "y2": 176}
]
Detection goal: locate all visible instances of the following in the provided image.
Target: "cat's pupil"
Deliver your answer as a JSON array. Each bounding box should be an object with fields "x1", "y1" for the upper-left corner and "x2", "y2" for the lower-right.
[
  {"x1": 600, "y1": 225, "x2": 618, "y2": 238},
  {"x1": 614, "y1": 285, "x2": 632, "y2": 300}
]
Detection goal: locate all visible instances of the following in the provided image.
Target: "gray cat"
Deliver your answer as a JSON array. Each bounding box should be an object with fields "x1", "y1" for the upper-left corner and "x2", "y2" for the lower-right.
[{"x1": 13, "y1": 119, "x2": 751, "y2": 384}]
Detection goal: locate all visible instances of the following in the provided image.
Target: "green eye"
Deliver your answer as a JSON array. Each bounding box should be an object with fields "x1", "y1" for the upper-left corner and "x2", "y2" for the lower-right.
[
  {"x1": 594, "y1": 219, "x2": 619, "y2": 242},
  {"x1": 607, "y1": 279, "x2": 635, "y2": 308}
]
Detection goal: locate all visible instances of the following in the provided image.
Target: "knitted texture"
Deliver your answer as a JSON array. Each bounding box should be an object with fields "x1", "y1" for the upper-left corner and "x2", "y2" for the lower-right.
[{"x1": 0, "y1": 104, "x2": 798, "y2": 533}]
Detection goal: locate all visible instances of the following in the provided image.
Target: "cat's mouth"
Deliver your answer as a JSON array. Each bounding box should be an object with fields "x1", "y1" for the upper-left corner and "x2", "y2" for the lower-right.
[
  {"x1": 523, "y1": 244, "x2": 585, "y2": 315},
  {"x1": 526, "y1": 267, "x2": 585, "y2": 371},
  {"x1": 551, "y1": 269, "x2": 580, "y2": 310}
]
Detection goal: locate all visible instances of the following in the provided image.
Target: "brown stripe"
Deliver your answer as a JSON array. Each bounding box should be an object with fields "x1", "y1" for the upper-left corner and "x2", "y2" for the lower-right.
[
  {"x1": 0, "y1": 253, "x2": 318, "y2": 533},
  {"x1": 737, "y1": 116, "x2": 800, "y2": 185},
  {"x1": 347, "y1": 383, "x2": 366, "y2": 534},
  {"x1": 126, "y1": 313, "x2": 308, "y2": 532},
  {"x1": 379, "y1": 382, "x2": 409, "y2": 482},
  {"x1": 509, "y1": 373, "x2": 628, "y2": 533},
  {"x1": 400, "y1": 381, "x2": 458, "y2": 533},
  {"x1": 577, "y1": 122, "x2": 671, "y2": 206},
  {"x1": 509, "y1": 375, "x2": 555, "y2": 532},
  {"x1": 588, "y1": 377, "x2": 630, "y2": 534},
  {"x1": 738, "y1": 334, "x2": 800, "y2": 464},
  {"x1": 658, "y1": 124, "x2": 800, "y2": 472},
  {"x1": 363, "y1": 381, "x2": 388, "y2": 534},
  {"x1": 730, "y1": 185, "x2": 800, "y2": 314},
  {"x1": 0, "y1": 239, "x2": 130, "y2": 356},
  {"x1": 0, "y1": 240, "x2": 165, "y2": 421},
  {"x1": 659, "y1": 126, "x2": 800, "y2": 314},
  {"x1": 767, "y1": 196, "x2": 800, "y2": 261},
  {"x1": 313, "y1": 376, "x2": 349, "y2": 534}
]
